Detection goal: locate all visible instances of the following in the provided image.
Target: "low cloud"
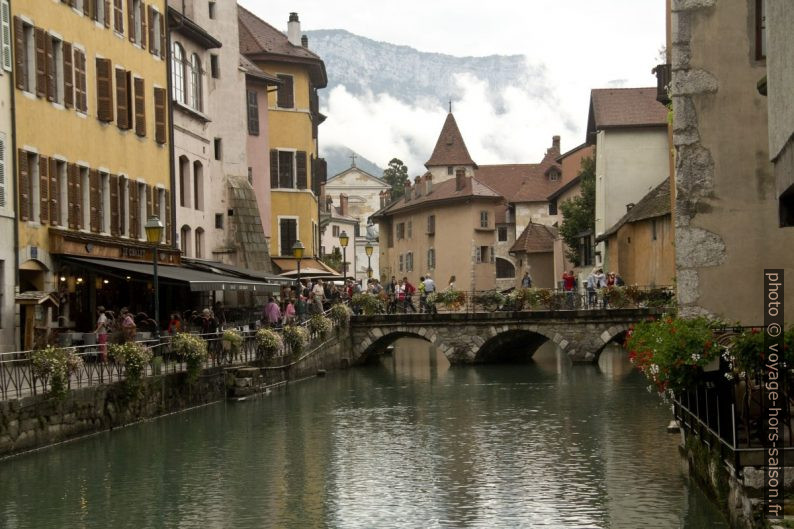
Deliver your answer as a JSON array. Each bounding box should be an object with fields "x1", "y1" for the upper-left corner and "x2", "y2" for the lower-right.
[{"x1": 320, "y1": 69, "x2": 580, "y2": 178}]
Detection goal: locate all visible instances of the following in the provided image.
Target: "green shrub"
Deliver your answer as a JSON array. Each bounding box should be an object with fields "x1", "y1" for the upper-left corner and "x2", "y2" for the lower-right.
[
  {"x1": 351, "y1": 293, "x2": 384, "y2": 315},
  {"x1": 329, "y1": 303, "x2": 352, "y2": 326}
]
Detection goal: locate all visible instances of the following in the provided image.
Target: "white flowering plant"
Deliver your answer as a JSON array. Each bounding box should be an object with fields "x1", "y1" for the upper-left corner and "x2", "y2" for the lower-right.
[
  {"x1": 329, "y1": 303, "x2": 352, "y2": 326},
  {"x1": 308, "y1": 314, "x2": 333, "y2": 338},
  {"x1": 109, "y1": 342, "x2": 153, "y2": 384},
  {"x1": 170, "y1": 333, "x2": 208, "y2": 381},
  {"x1": 30, "y1": 345, "x2": 83, "y2": 399},
  {"x1": 255, "y1": 328, "x2": 283, "y2": 359},
  {"x1": 282, "y1": 325, "x2": 309, "y2": 355},
  {"x1": 222, "y1": 329, "x2": 244, "y2": 357}
]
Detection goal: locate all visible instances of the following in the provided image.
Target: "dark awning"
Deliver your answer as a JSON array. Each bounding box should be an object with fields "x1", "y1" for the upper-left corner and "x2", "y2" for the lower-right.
[{"x1": 62, "y1": 257, "x2": 281, "y2": 293}]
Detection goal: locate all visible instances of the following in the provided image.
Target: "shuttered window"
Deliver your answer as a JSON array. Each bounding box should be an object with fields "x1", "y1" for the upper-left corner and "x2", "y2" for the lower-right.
[
  {"x1": 48, "y1": 158, "x2": 60, "y2": 226},
  {"x1": 427, "y1": 215, "x2": 435, "y2": 235},
  {"x1": 63, "y1": 41, "x2": 73, "y2": 108},
  {"x1": 34, "y1": 27, "x2": 46, "y2": 98},
  {"x1": 67, "y1": 164, "x2": 81, "y2": 229},
  {"x1": 129, "y1": 179, "x2": 139, "y2": 239},
  {"x1": 276, "y1": 74, "x2": 294, "y2": 108},
  {"x1": 18, "y1": 150, "x2": 30, "y2": 221},
  {"x1": 279, "y1": 218, "x2": 297, "y2": 257},
  {"x1": 115, "y1": 68, "x2": 131, "y2": 130},
  {"x1": 246, "y1": 90, "x2": 259, "y2": 135},
  {"x1": 278, "y1": 151, "x2": 293, "y2": 189},
  {"x1": 134, "y1": 76, "x2": 145, "y2": 136},
  {"x1": 269, "y1": 150, "x2": 278, "y2": 189},
  {"x1": 164, "y1": 189, "x2": 171, "y2": 244},
  {"x1": 113, "y1": 0, "x2": 124, "y2": 35},
  {"x1": 13, "y1": 17, "x2": 26, "y2": 90},
  {"x1": 1, "y1": 1, "x2": 11, "y2": 73},
  {"x1": 89, "y1": 169, "x2": 100, "y2": 233},
  {"x1": 0, "y1": 134, "x2": 6, "y2": 209},
  {"x1": 154, "y1": 86, "x2": 166, "y2": 144},
  {"x1": 39, "y1": 156, "x2": 49, "y2": 223},
  {"x1": 139, "y1": 0, "x2": 147, "y2": 50},
  {"x1": 74, "y1": 49, "x2": 87, "y2": 113},
  {"x1": 296, "y1": 151, "x2": 307, "y2": 189},
  {"x1": 96, "y1": 57, "x2": 113, "y2": 122}
]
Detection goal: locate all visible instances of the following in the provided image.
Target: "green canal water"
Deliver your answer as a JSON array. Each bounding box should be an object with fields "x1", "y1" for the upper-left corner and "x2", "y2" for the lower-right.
[{"x1": 0, "y1": 339, "x2": 728, "y2": 529}]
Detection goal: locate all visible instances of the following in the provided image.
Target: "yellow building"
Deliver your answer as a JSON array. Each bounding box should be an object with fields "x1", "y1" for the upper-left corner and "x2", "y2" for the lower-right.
[
  {"x1": 238, "y1": 8, "x2": 327, "y2": 262},
  {"x1": 13, "y1": 0, "x2": 172, "y2": 347}
]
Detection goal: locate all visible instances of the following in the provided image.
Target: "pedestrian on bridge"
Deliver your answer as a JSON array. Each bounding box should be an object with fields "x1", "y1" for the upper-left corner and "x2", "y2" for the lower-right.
[{"x1": 402, "y1": 277, "x2": 417, "y2": 313}]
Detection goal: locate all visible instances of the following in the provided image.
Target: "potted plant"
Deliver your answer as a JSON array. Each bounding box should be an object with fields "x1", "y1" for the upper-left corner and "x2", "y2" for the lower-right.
[
  {"x1": 473, "y1": 291, "x2": 506, "y2": 312},
  {"x1": 222, "y1": 329, "x2": 244, "y2": 360},
  {"x1": 308, "y1": 314, "x2": 333, "y2": 339},
  {"x1": 109, "y1": 342, "x2": 153, "y2": 394},
  {"x1": 282, "y1": 325, "x2": 309, "y2": 356},
  {"x1": 30, "y1": 345, "x2": 83, "y2": 400},
  {"x1": 255, "y1": 328, "x2": 283, "y2": 361},
  {"x1": 351, "y1": 293, "x2": 384, "y2": 315},
  {"x1": 329, "y1": 303, "x2": 352, "y2": 326},
  {"x1": 170, "y1": 333, "x2": 208, "y2": 382}
]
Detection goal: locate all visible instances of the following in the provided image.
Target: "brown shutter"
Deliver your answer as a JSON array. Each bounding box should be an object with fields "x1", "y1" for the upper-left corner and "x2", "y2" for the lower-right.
[
  {"x1": 109, "y1": 174, "x2": 119, "y2": 236},
  {"x1": 159, "y1": 10, "x2": 165, "y2": 59},
  {"x1": 145, "y1": 183, "x2": 153, "y2": 219},
  {"x1": 164, "y1": 189, "x2": 171, "y2": 244},
  {"x1": 277, "y1": 75, "x2": 293, "y2": 108},
  {"x1": 127, "y1": 0, "x2": 135, "y2": 42},
  {"x1": 63, "y1": 42, "x2": 73, "y2": 109},
  {"x1": 270, "y1": 150, "x2": 278, "y2": 189},
  {"x1": 104, "y1": 0, "x2": 111, "y2": 28},
  {"x1": 140, "y1": 1, "x2": 147, "y2": 50},
  {"x1": 115, "y1": 68, "x2": 129, "y2": 129},
  {"x1": 83, "y1": 0, "x2": 91, "y2": 16},
  {"x1": 89, "y1": 169, "x2": 100, "y2": 233},
  {"x1": 134, "y1": 77, "x2": 145, "y2": 136},
  {"x1": 147, "y1": 6, "x2": 154, "y2": 56},
  {"x1": 119, "y1": 177, "x2": 126, "y2": 235},
  {"x1": 296, "y1": 151, "x2": 307, "y2": 190},
  {"x1": 49, "y1": 158, "x2": 60, "y2": 226},
  {"x1": 96, "y1": 58, "x2": 113, "y2": 122},
  {"x1": 35, "y1": 27, "x2": 46, "y2": 98},
  {"x1": 13, "y1": 17, "x2": 24, "y2": 90},
  {"x1": 114, "y1": 0, "x2": 123, "y2": 34},
  {"x1": 18, "y1": 150, "x2": 29, "y2": 221},
  {"x1": 153, "y1": 187, "x2": 161, "y2": 217},
  {"x1": 75, "y1": 50, "x2": 87, "y2": 112},
  {"x1": 39, "y1": 156, "x2": 49, "y2": 223},
  {"x1": 45, "y1": 34, "x2": 55, "y2": 102},
  {"x1": 154, "y1": 86, "x2": 166, "y2": 144},
  {"x1": 67, "y1": 164, "x2": 77, "y2": 229},
  {"x1": 129, "y1": 181, "x2": 139, "y2": 239}
]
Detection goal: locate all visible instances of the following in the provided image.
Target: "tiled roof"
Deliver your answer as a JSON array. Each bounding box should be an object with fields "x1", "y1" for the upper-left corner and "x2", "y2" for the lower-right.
[
  {"x1": 372, "y1": 174, "x2": 501, "y2": 218},
  {"x1": 596, "y1": 178, "x2": 671, "y2": 242},
  {"x1": 425, "y1": 113, "x2": 477, "y2": 168},
  {"x1": 239, "y1": 54, "x2": 281, "y2": 84},
  {"x1": 587, "y1": 88, "x2": 668, "y2": 134},
  {"x1": 510, "y1": 222, "x2": 558, "y2": 254}
]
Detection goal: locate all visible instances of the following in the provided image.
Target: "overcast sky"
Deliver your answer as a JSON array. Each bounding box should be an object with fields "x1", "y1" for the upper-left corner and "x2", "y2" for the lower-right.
[{"x1": 237, "y1": 1, "x2": 666, "y2": 170}]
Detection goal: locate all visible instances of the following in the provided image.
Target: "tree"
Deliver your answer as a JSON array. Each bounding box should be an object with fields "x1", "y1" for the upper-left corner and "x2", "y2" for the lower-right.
[
  {"x1": 321, "y1": 247, "x2": 343, "y2": 273},
  {"x1": 558, "y1": 156, "x2": 595, "y2": 267},
  {"x1": 382, "y1": 158, "x2": 409, "y2": 201}
]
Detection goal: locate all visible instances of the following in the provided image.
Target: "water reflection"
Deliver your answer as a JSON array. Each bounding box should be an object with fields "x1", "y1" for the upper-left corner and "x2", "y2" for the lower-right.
[{"x1": 0, "y1": 338, "x2": 728, "y2": 529}]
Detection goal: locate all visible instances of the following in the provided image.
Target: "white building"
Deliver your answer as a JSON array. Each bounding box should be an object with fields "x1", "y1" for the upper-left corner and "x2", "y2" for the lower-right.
[
  {"x1": 323, "y1": 163, "x2": 391, "y2": 281},
  {"x1": 0, "y1": 8, "x2": 15, "y2": 351}
]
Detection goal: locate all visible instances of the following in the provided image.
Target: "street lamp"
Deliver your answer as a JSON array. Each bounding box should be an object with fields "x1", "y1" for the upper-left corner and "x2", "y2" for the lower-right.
[
  {"x1": 365, "y1": 240, "x2": 374, "y2": 279},
  {"x1": 144, "y1": 215, "x2": 164, "y2": 339},
  {"x1": 292, "y1": 240, "x2": 305, "y2": 287},
  {"x1": 339, "y1": 230, "x2": 349, "y2": 279}
]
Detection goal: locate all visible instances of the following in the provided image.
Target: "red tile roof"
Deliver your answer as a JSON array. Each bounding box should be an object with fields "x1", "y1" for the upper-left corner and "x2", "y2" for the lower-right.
[
  {"x1": 510, "y1": 222, "x2": 558, "y2": 254},
  {"x1": 425, "y1": 113, "x2": 477, "y2": 168},
  {"x1": 371, "y1": 174, "x2": 501, "y2": 218},
  {"x1": 596, "y1": 178, "x2": 670, "y2": 242},
  {"x1": 587, "y1": 88, "x2": 668, "y2": 134}
]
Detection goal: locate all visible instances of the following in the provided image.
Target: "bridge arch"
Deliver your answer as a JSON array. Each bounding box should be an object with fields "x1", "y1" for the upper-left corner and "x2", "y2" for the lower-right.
[
  {"x1": 356, "y1": 328, "x2": 438, "y2": 363},
  {"x1": 474, "y1": 329, "x2": 551, "y2": 363}
]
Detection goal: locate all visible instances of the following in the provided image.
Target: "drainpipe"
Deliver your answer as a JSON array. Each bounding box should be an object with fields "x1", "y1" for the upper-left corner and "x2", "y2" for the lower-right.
[
  {"x1": 9, "y1": 16, "x2": 20, "y2": 350},
  {"x1": 166, "y1": 5, "x2": 177, "y2": 250}
]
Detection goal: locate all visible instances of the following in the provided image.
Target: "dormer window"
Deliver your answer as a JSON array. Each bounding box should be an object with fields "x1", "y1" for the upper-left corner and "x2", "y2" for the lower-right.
[
  {"x1": 447, "y1": 166, "x2": 453, "y2": 175},
  {"x1": 547, "y1": 167, "x2": 561, "y2": 181}
]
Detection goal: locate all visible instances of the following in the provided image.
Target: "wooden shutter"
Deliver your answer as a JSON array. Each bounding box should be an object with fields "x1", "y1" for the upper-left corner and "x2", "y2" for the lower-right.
[
  {"x1": 83, "y1": 0, "x2": 91, "y2": 16},
  {"x1": 109, "y1": 174, "x2": 119, "y2": 236},
  {"x1": 296, "y1": 151, "x2": 307, "y2": 189},
  {"x1": 96, "y1": 58, "x2": 113, "y2": 122},
  {"x1": 67, "y1": 164, "x2": 77, "y2": 229},
  {"x1": 18, "y1": 150, "x2": 29, "y2": 221},
  {"x1": 154, "y1": 86, "x2": 166, "y2": 144},
  {"x1": 115, "y1": 68, "x2": 129, "y2": 129},
  {"x1": 127, "y1": 0, "x2": 135, "y2": 42},
  {"x1": 129, "y1": 181, "x2": 138, "y2": 239},
  {"x1": 164, "y1": 189, "x2": 171, "y2": 244},
  {"x1": 89, "y1": 169, "x2": 100, "y2": 233},
  {"x1": 12, "y1": 16, "x2": 23, "y2": 89},
  {"x1": 49, "y1": 158, "x2": 60, "y2": 226},
  {"x1": 39, "y1": 156, "x2": 49, "y2": 223},
  {"x1": 44, "y1": 34, "x2": 55, "y2": 101},
  {"x1": 75, "y1": 49, "x2": 87, "y2": 112},
  {"x1": 276, "y1": 75, "x2": 293, "y2": 108},
  {"x1": 63, "y1": 41, "x2": 73, "y2": 109},
  {"x1": 114, "y1": 0, "x2": 123, "y2": 34},
  {"x1": 0, "y1": 135, "x2": 6, "y2": 208},
  {"x1": 145, "y1": 183, "x2": 153, "y2": 219},
  {"x1": 153, "y1": 187, "x2": 160, "y2": 217},
  {"x1": 270, "y1": 150, "x2": 278, "y2": 189},
  {"x1": 104, "y1": 0, "x2": 111, "y2": 28},
  {"x1": 134, "y1": 77, "x2": 145, "y2": 136},
  {"x1": 159, "y1": 10, "x2": 165, "y2": 59},
  {"x1": 35, "y1": 27, "x2": 46, "y2": 98},
  {"x1": 140, "y1": 1, "x2": 147, "y2": 50},
  {"x1": 147, "y1": 5, "x2": 154, "y2": 56}
]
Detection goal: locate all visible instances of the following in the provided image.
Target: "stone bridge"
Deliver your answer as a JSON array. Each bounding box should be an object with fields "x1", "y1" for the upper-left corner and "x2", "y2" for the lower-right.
[{"x1": 350, "y1": 309, "x2": 663, "y2": 365}]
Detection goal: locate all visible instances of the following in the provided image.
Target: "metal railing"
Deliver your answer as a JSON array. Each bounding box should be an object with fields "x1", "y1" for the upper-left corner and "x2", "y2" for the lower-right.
[{"x1": 0, "y1": 307, "x2": 342, "y2": 402}]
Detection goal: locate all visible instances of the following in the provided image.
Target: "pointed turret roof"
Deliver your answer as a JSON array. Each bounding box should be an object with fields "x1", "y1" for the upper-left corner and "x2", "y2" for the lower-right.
[{"x1": 425, "y1": 113, "x2": 477, "y2": 169}]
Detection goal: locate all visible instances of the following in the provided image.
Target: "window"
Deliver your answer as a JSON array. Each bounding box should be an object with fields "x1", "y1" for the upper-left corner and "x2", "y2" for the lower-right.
[
  {"x1": 756, "y1": 0, "x2": 766, "y2": 60},
  {"x1": 113, "y1": 0, "x2": 124, "y2": 34},
  {"x1": 208, "y1": 1, "x2": 216, "y2": 19},
  {"x1": 277, "y1": 150, "x2": 293, "y2": 188},
  {"x1": 193, "y1": 161, "x2": 203, "y2": 210},
  {"x1": 49, "y1": 36, "x2": 64, "y2": 104},
  {"x1": 399, "y1": 254, "x2": 403, "y2": 272},
  {"x1": 132, "y1": 0, "x2": 143, "y2": 46},
  {"x1": 276, "y1": 74, "x2": 294, "y2": 108},
  {"x1": 189, "y1": 53, "x2": 202, "y2": 111},
  {"x1": 115, "y1": 68, "x2": 131, "y2": 129},
  {"x1": 133, "y1": 76, "x2": 146, "y2": 136},
  {"x1": 179, "y1": 156, "x2": 190, "y2": 207},
  {"x1": 17, "y1": 151, "x2": 38, "y2": 222},
  {"x1": 57, "y1": 160, "x2": 68, "y2": 226},
  {"x1": 149, "y1": 8, "x2": 162, "y2": 57},
  {"x1": 96, "y1": 58, "x2": 113, "y2": 122},
  {"x1": 548, "y1": 199, "x2": 558, "y2": 215},
  {"x1": 427, "y1": 248, "x2": 435, "y2": 269},
  {"x1": 497, "y1": 226, "x2": 508, "y2": 242},
  {"x1": 74, "y1": 48, "x2": 87, "y2": 112},
  {"x1": 396, "y1": 222, "x2": 405, "y2": 240},
  {"x1": 407, "y1": 220, "x2": 412, "y2": 239},
  {"x1": 215, "y1": 213, "x2": 223, "y2": 229},
  {"x1": 100, "y1": 172, "x2": 109, "y2": 233},
  {"x1": 447, "y1": 166, "x2": 453, "y2": 175},
  {"x1": 210, "y1": 54, "x2": 219, "y2": 78},
  {"x1": 247, "y1": 90, "x2": 259, "y2": 135},
  {"x1": 0, "y1": 0, "x2": 5, "y2": 73},
  {"x1": 476, "y1": 246, "x2": 489, "y2": 264},
  {"x1": 279, "y1": 218, "x2": 297, "y2": 256},
  {"x1": 480, "y1": 211, "x2": 489, "y2": 228},
  {"x1": 547, "y1": 168, "x2": 560, "y2": 181},
  {"x1": 172, "y1": 42, "x2": 186, "y2": 104},
  {"x1": 332, "y1": 225, "x2": 340, "y2": 237},
  {"x1": 80, "y1": 166, "x2": 90, "y2": 230},
  {"x1": 495, "y1": 258, "x2": 515, "y2": 279},
  {"x1": 119, "y1": 175, "x2": 128, "y2": 235},
  {"x1": 406, "y1": 252, "x2": 413, "y2": 272},
  {"x1": 92, "y1": 0, "x2": 106, "y2": 25},
  {"x1": 214, "y1": 138, "x2": 222, "y2": 160},
  {"x1": 180, "y1": 225, "x2": 191, "y2": 256},
  {"x1": 195, "y1": 228, "x2": 204, "y2": 259},
  {"x1": 580, "y1": 235, "x2": 593, "y2": 267},
  {"x1": 154, "y1": 86, "x2": 167, "y2": 144},
  {"x1": 652, "y1": 219, "x2": 658, "y2": 241},
  {"x1": 427, "y1": 215, "x2": 435, "y2": 235},
  {"x1": 21, "y1": 21, "x2": 35, "y2": 92}
]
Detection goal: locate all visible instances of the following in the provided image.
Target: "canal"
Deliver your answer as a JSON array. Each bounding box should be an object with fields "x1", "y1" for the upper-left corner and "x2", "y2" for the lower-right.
[{"x1": 0, "y1": 339, "x2": 728, "y2": 528}]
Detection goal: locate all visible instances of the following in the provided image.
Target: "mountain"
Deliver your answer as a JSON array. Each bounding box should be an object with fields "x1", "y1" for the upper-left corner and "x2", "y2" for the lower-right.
[
  {"x1": 304, "y1": 29, "x2": 542, "y2": 108},
  {"x1": 322, "y1": 146, "x2": 385, "y2": 179}
]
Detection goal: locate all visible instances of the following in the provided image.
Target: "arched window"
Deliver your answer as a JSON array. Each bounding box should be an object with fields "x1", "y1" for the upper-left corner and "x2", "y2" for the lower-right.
[
  {"x1": 195, "y1": 228, "x2": 204, "y2": 259},
  {"x1": 172, "y1": 42, "x2": 186, "y2": 104},
  {"x1": 179, "y1": 156, "x2": 190, "y2": 207},
  {"x1": 180, "y1": 225, "x2": 192, "y2": 257},
  {"x1": 495, "y1": 257, "x2": 516, "y2": 279},
  {"x1": 189, "y1": 54, "x2": 202, "y2": 111},
  {"x1": 193, "y1": 161, "x2": 203, "y2": 210}
]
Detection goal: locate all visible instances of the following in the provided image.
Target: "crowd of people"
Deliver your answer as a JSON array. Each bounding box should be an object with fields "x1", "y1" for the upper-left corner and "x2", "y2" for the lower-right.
[{"x1": 560, "y1": 268, "x2": 625, "y2": 309}]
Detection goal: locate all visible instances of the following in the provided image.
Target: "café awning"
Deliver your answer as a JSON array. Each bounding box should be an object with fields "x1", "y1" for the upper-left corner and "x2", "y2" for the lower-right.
[
  {"x1": 62, "y1": 257, "x2": 281, "y2": 293},
  {"x1": 272, "y1": 258, "x2": 340, "y2": 276}
]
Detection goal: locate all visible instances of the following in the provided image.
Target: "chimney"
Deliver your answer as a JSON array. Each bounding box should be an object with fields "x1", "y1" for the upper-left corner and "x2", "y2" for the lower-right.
[
  {"x1": 626, "y1": 203, "x2": 635, "y2": 212},
  {"x1": 414, "y1": 176, "x2": 422, "y2": 198},
  {"x1": 339, "y1": 194, "x2": 349, "y2": 216},
  {"x1": 287, "y1": 13, "x2": 301, "y2": 47},
  {"x1": 325, "y1": 195, "x2": 333, "y2": 213},
  {"x1": 403, "y1": 180, "x2": 412, "y2": 201},
  {"x1": 380, "y1": 190, "x2": 388, "y2": 208},
  {"x1": 301, "y1": 35, "x2": 309, "y2": 48},
  {"x1": 455, "y1": 170, "x2": 465, "y2": 191},
  {"x1": 425, "y1": 173, "x2": 433, "y2": 194},
  {"x1": 552, "y1": 135, "x2": 560, "y2": 151}
]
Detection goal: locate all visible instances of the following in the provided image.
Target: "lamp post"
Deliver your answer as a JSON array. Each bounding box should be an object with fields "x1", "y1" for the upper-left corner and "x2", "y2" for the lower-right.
[
  {"x1": 365, "y1": 240, "x2": 374, "y2": 279},
  {"x1": 144, "y1": 216, "x2": 164, "y2": 339},
  {"x1": 292, "y1": 240, "x2": 305, "y2": 288},
  {"x1": 339, "y1": 230, "x2": 349, "y2": 280}
]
